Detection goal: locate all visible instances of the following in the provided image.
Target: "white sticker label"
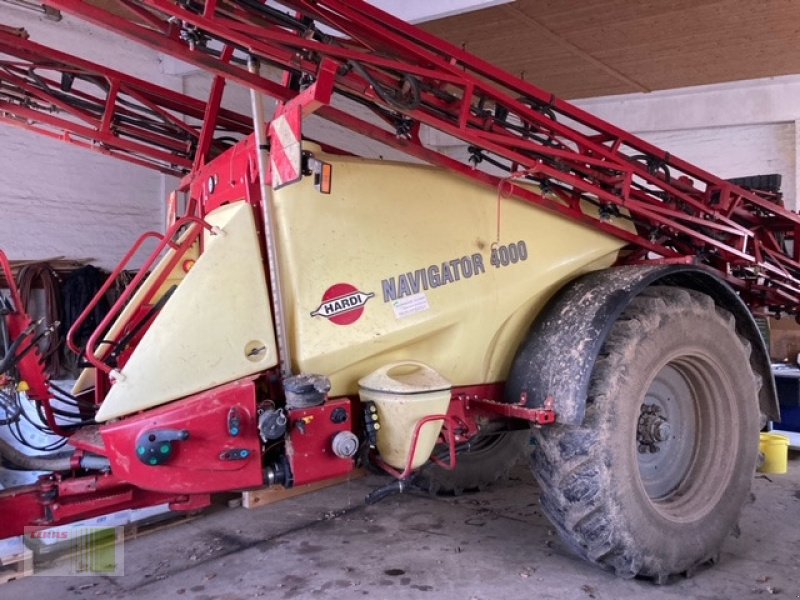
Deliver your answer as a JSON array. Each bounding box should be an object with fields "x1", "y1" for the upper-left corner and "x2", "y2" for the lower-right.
[{"x1": 391, "y1": 292, "x2": 430, "y2": 319}]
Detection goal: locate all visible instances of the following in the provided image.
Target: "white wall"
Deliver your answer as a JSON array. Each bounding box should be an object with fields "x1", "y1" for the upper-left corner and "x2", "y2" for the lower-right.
[
  {"x1": 420, "y1": 75, "x2": 800, "y2": 211},
  {"x1": 0, "y1": 131, "x2": 168, "y2": 267},
  {"x1": 574, "y1": 76, "x2": 800, "y2": 210},
  {"x1": 419, "y1": 78, "x2": 800, "y2": 219},
  {"x1": 0, "y1": 8, "x2": 181, "y2": 268}
]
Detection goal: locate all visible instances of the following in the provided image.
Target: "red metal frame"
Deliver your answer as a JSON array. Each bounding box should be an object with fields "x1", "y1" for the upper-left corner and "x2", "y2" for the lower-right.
[
  {"x1": 0, "y1": 471, "x2": 210, "y2": 539},
  {"x1": 375, "y1": 414, "x2": 458, "y2": 481},
  {"x1": 286, "y1": 398, "x2": 356, "y2": 487},
  {"x1": 447, "y1": 383, "x2": 557, "y2": 432},
  {"x1": 466, "y1": 395, "x2": 556, "y2": 426},
  {"x1": 1, "y1": 0, "x2": 795, "y2": 537},
  {"x1": 41, "y1": 0, "x2": 800, "y2": 314},
  {"x1": 0, "y1": 26, "x2": 252, "y2": 176},
  {"x1": 100, "y1": 379, "x2": 264, "y2": 494},
  {"x1": 0, "y1": 250, "x2": 57, "y2": 430},
  {"x1": 371, "y1": 382, "x2": 555, "y2": 481}
]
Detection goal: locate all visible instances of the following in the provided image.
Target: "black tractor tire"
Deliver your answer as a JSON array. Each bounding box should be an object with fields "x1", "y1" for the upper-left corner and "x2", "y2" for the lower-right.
[
  {"x1": 415, "y1": 425, "x2": 529, "y2": 495},
  {"x1": 529, "y1": 286, "x2": 760, "y2": 582}
]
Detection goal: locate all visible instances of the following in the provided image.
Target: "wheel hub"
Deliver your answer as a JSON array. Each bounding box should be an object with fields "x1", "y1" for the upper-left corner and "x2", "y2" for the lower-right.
[
  {"x1": 637, "y1": 363, "x2": 697, "y2": 502},
  {"x1": 637, "y1": 404, "x2": 671, "y2": 453}
]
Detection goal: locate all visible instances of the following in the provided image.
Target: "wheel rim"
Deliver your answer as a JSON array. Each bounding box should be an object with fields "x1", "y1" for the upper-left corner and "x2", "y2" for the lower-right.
[{"x1": 636, "y1": 355, "x2": 737, "y2": 520}]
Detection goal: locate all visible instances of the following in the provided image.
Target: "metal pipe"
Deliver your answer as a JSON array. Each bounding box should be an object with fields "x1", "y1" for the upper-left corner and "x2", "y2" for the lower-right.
[
  {"x1": 248, "y1": 57, "x2": 293, "y2": 378},
  {"x1": 80, "y1": 455, "x2": 112, "y2": 470}
]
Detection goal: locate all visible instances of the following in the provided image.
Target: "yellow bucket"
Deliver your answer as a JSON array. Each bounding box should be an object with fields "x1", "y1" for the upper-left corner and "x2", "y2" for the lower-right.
[
  {"x1": 359, "y1": 361, "x2": 451, "y2": 470},
  {"x1": 758, "y1": 433, "x2": 790, "y2": 474}
]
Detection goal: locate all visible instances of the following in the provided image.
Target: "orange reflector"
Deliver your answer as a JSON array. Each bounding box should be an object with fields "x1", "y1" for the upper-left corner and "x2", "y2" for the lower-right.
[
  {"x1": 315, "y1": 161, "x2": 332, "y2": 194},
  {"x1": 182, "y1": 259, "x2": 196, "y2": 273}
]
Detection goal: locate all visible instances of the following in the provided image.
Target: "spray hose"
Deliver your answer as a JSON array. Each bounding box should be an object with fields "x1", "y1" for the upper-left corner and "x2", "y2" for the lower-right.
[{"x1": 0, "y1": 437, "x2": 109, "y2": 472}]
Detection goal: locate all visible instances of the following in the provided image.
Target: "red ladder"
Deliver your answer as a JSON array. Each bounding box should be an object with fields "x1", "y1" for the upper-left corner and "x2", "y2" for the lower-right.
[{"x1": 13, "y1": 0, "x2": 800, "y2": 314}]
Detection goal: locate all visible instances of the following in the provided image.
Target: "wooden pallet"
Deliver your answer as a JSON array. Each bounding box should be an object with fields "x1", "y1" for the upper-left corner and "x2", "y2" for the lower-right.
[
  {"x1": 20, "y1": 505, "x2": 188, "y2": 563},
  {"x1": 242, "y1": 469, "x2": 366, "y2": 510},
  {"x1": 0, "y1": 541, "x2": 33, "y2": 585},
  {"x1": 124, "y1": 511, "x2": 200, "y2": 540}
]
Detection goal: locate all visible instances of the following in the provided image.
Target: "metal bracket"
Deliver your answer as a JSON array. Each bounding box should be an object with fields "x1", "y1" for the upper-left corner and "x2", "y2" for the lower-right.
[{"x1": 467, "y1": 395, "x2": 557, "y2": 425}]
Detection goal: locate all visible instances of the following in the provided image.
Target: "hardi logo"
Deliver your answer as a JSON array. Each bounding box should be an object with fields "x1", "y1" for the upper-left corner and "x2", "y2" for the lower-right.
[{"x1": 310, "y1": 283, "x2": 375, "y2": 325}]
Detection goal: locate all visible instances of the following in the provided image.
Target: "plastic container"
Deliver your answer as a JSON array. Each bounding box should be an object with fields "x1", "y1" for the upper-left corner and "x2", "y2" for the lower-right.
[
  {"x1": 358, "y1": 361, "x2": 452, "y2": 470},
  {"x1": 759, "y1": 432, "x2": 790, "y2": 474}
]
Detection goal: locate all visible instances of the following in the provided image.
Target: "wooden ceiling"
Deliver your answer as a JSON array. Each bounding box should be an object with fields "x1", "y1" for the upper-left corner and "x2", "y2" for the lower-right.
[{"x1": 421, "y1": 0, "x2": 800, "y2": 99}]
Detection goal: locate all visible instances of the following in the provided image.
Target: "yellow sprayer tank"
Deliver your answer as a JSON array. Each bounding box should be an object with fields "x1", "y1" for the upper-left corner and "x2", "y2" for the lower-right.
[
  {"x1": 273, "y1": 147, "x2": 630, "y2": 396},
  {"x1": 93, "y1": 145, "x2": 630, "y2": 422}
]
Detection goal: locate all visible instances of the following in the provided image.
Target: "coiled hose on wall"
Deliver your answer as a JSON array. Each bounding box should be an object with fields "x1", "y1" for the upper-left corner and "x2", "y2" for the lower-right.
[{"x1": 17, "y1": 263, "x2": 63, "y2": 376}]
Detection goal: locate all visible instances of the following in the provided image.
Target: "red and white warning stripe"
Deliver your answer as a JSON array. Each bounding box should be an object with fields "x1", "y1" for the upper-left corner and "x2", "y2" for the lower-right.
[{"x1": 268, "y1": 104, "x2": 302, "y2": 190}]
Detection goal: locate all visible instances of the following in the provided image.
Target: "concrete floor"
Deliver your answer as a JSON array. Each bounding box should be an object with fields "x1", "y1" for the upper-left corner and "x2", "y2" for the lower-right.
[{"x1": 3, "y1": 454, "x2": 800, "y2": 600}]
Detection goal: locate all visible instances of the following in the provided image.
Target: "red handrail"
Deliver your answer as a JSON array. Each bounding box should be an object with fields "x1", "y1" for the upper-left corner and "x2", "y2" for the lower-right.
[
  {"x1": 66, "y1": 231, "x2": 163, "y2": 356},
  {"x1": 375, "y1": 414, "x2": 458, "y2": 480},
  {"x1": 69, "y1": 215, "x2": 217, "y2": 375}
]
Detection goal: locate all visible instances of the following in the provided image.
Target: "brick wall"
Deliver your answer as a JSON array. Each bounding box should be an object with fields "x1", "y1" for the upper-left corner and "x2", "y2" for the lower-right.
[{"x1": 0, "y1": 10, "x2": 180, "y2": 268}]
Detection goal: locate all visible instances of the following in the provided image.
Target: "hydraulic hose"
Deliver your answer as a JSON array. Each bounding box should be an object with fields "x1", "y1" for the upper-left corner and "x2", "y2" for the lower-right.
[
  {"x1": 365, "y1": 479, "x2": 410, "y2": 505},
  {"x1": 0, "y1": 321, "x2": 37, "y2": 376},
  {"x1": 0, "y1": 392, "x2": 20, "y2": 425},
  {"x1": 0, "y1": 436, "x2": 110, "y2": 471},
  {"x1": 348, "y1": 60, "x2": 421, "y2": 111}
]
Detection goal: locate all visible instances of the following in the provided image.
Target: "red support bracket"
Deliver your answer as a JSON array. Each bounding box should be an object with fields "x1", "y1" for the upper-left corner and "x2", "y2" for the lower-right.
[
  {"x1": 296, "y1": 58, "x2": 337, "y2": 117},
  {"x1": 0, "y1": 471, "x2": 212, "y2": 539},
  {"x1": 466, "y1": 396, "x2": 557, "y2": 426},
  {"x1": 375, "y1": 414, "x2": 458, "y2": 481},
  {"x1": 0, "y1": 250, "x2": 52, "y2": 423},
  {"x1": 192, "y1": 44, "x2": 234, "y2": 172}
]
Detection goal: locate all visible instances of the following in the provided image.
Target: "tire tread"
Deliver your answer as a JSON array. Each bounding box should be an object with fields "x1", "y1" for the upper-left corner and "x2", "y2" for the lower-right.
[{"x1": 529, "y1": 286, "x2": 760, "y2": 579}]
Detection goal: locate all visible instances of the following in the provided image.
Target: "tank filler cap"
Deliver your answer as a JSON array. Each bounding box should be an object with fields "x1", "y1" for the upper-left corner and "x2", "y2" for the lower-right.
[
  {"x1": 284, "y1": 374, "x2": 331, "y2": 409},
  {"x1": 358, "y1": 361, "x2": 451, "y2": 395}
]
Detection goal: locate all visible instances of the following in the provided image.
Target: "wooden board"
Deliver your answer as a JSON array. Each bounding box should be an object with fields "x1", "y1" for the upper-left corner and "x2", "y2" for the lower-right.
[
  {"x1": 242, "y1": 469, "x2": 366, "y2": 510},
  {"x1": 124, "y1": 511, "x2": 199, "y2": 540},
  {"x1": 0, "y1": 543, "x2": 33, "y2": 585}
]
